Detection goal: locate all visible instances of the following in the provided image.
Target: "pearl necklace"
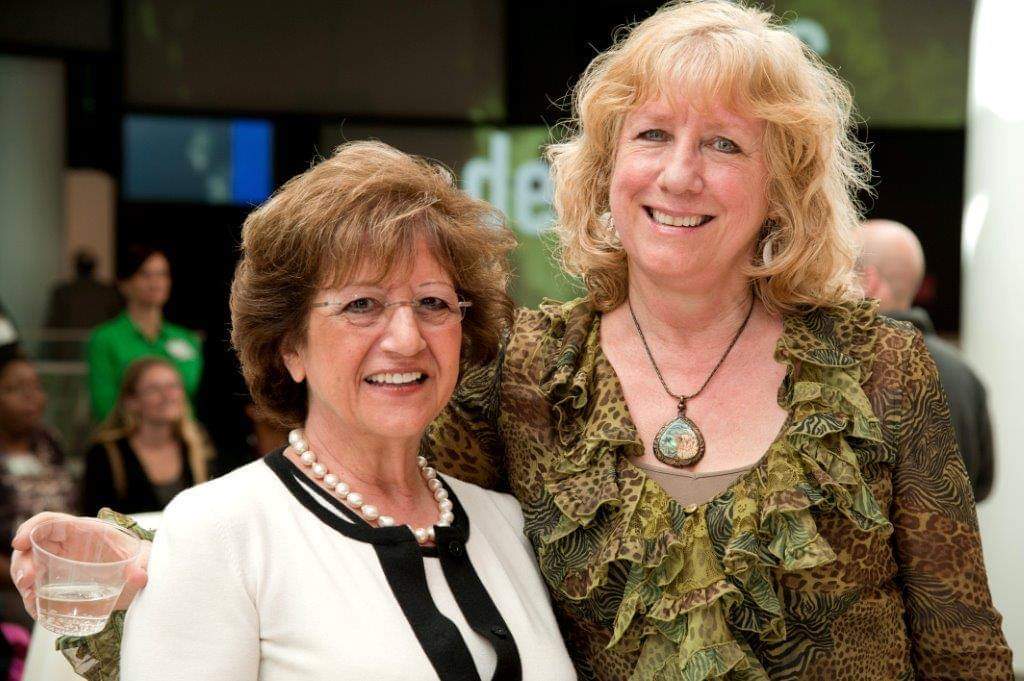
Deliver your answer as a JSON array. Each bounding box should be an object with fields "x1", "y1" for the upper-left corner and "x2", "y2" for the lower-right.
[{"x1": 287, "y1": 429, "x2": 454, "y2": 544}]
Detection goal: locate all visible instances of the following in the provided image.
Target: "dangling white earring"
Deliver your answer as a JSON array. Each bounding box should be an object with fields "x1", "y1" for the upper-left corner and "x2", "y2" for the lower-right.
[{"x1": 762, "y1": 235, "x2": 775, "y2": 265}]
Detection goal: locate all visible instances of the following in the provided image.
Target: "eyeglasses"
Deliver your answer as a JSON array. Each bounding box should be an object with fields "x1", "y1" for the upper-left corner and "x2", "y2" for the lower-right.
[
  {"x1": 135, "y1": 381, "x2": 185, "y2": 398},
  {"x1": 311, "y1": 296, "x2": 472, "y2": 328}
]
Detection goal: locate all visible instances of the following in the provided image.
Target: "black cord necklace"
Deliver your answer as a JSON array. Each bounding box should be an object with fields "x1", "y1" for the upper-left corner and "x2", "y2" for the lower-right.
[{"x1": 628, "y1": 295, "x2": 755, "y2": 467}]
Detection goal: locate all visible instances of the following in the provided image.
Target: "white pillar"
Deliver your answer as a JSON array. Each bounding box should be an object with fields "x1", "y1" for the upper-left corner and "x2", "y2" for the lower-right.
[
  {"x1": 962, "y1": 0, "x2": 1024, "y2": 666},
  {"x1": 0, "y1": 56, "x2": 65, "y2": 348}
]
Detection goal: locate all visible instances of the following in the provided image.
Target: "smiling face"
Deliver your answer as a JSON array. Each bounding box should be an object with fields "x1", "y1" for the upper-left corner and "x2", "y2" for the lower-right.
[
  {"x1": 283, "y1": 239, "x2": 463, "y2": 444},
  {"x1": 126, "y1": 363, "x2": 187, "y2": 426},
  {"x1": 609, "y1": 95, "x2": 771, "y2": 295}
]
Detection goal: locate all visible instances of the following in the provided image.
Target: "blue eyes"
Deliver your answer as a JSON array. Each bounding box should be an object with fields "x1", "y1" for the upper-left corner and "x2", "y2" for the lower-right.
[
  {"x1": 711, "y1": 137, "x2": 739, "y2": 153},
  {"x1": 636, "y1": 130, "x2": 741, "y2": 154},
  {"x1": 639, "y1": 129, "x2": 668, "y2": 142}
]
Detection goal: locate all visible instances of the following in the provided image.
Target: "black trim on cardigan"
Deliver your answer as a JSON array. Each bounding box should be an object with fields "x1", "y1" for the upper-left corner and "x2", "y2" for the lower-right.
[
  {"x1": 437, "y1": 526, "x2": 522, "y2": 681},
  {"x1": 262, "y1": 448, "x2": 523, "y2": 680},
  {"x1": 376, "y1": 539, "x2": 482, "y2": 681}
]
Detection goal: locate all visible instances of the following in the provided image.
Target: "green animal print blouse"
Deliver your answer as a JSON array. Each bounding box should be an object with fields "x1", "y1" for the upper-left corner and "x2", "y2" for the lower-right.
[{"x1": 59, "y1": 299, "x2": 1012, "y2": 680}]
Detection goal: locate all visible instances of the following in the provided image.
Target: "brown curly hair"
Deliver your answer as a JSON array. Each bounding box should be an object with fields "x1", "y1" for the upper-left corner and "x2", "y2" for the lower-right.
[{"x1": 230, "y1": 141, "x2": 516, "y2": 428}]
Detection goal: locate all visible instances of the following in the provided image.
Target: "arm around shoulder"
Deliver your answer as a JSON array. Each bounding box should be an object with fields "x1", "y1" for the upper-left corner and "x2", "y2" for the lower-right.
[{"x1": 120, "y1": 485, "x2": 259, "y2": 680}]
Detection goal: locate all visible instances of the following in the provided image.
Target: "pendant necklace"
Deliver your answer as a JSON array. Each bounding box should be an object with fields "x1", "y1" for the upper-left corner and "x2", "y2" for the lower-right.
[{"x1": 628, "y1": 295, "x2": 755, "y2": 467}]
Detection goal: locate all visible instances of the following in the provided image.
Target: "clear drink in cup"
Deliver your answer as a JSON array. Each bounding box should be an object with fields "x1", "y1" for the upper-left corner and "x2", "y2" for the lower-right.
[{"x1": 30, "y1": 517, "x2": 142, "y2": 636}]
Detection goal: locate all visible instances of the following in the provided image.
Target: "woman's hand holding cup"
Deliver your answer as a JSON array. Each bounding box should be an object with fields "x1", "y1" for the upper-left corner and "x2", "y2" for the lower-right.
[{"x1": 9, "y1": 512, "x2": 150, "y2": 621}]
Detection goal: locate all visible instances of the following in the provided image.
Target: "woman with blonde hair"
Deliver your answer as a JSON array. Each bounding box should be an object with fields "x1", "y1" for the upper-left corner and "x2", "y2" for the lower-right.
[
  {"x1": 427, "y1": 0, "x2": 1009, "y2": 677},
  {"x1": 81, "y1": 356, "x2": 214, "y2": 515}
]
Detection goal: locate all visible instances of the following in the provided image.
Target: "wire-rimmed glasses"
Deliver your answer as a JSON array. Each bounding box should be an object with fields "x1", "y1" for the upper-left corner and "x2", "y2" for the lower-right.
[{"x1": 311, "y1": 296, "x2": 472, "y2": 328}]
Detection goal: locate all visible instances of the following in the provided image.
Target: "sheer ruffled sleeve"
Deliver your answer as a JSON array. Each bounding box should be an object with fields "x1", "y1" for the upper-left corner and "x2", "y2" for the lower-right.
[
  {"x1": 55, "y1": 509, "x2": 154, "y2": 680},
  {"x1": 891, "y1": 331, "x2": 1012, "y2": 678}
]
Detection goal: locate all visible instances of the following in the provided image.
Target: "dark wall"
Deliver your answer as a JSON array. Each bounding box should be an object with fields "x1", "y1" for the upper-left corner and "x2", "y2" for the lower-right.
[
  {"x1": 122, "y1": 0, "x2": 504, "y2": 118},
  {"x1": 0, "y1": 0, "x2": 112, "y2": 52},
  {"x1": 861, "y1": 128, "x2": 965, "y2": 332},
  {"x1": 507, "y1": 1, "x2": 661, "y2": 126}
]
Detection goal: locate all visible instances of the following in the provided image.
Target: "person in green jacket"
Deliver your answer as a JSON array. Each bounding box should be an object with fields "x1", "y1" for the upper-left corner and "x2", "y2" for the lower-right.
[{"x1": 86, "y1": 246, "x2": 202, "y2": 422}]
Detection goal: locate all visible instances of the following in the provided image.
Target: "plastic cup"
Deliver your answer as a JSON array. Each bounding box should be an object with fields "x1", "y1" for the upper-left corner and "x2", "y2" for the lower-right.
[{"x1": 30, "y1": 517, "x2": 142, "y2": 636}]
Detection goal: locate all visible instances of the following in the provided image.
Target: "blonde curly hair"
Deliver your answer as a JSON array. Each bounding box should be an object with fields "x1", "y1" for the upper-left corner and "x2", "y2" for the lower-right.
[{"x1": 546, "y1": 0, "x2": 871, "y2": 313}]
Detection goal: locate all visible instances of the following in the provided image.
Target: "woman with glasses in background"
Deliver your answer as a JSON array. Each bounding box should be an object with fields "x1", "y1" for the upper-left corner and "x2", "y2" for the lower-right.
[{"x1": 81, "y1": 356, "x2": 216, "y2": 516}]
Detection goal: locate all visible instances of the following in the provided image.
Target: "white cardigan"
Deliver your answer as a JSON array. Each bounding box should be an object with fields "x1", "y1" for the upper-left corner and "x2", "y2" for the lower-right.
[{"x1": 121, "y1": 450, "x2": 577, "y2": 681}]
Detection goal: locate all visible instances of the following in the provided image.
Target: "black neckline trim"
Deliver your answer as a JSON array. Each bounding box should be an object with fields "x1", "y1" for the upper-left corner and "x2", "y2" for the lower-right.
[
  {"x1": 376, "y1": 541, "x2": 483, "y2": 681},
  {"x1": 262, "y1": 447, "x2": 521, "y2": 680},
  {"x1": 263, "y1": 448, "x2": 469, "y2": 548}
]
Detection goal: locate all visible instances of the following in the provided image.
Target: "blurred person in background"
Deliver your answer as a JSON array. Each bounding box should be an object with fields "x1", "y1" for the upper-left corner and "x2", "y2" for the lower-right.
[
  {"x1": 45, "y1": 249, "x2": 123, "y2": 360},
  {"x1": 0, "y1": 344, "x2": 76, "y2": 627},
  {"x1": 81, "y1": 356, "x2": 214, "y2": 516},
  {"x1": 87, "y1": 244, "x2": 203, "y2": 422},
  {"x1": 858, "y1": 218, "x2": 995, "y2": 502},
  {"x1": 45, "y1": 249, "x2": 122, "y2": 331}
]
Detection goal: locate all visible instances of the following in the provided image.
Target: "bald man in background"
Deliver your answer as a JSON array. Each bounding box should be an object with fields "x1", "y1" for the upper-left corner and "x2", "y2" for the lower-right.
[{"x1": 858, "y1": 219, "x2": 994, "y2": 502}]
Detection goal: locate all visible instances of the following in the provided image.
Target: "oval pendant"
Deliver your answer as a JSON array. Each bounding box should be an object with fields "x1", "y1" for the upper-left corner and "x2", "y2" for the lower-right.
[{"x1": 653, "y1": 415, "x2": 705, "y2": 467}]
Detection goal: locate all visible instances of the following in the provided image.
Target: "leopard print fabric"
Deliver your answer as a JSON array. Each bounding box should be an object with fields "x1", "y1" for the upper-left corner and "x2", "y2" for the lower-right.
[{"x1": 425, "y1": 298, "x2": 1012, "y2": 680}]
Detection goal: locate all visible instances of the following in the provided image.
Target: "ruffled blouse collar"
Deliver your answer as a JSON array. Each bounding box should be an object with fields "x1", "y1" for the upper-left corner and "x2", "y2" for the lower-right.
[{"x1": 531, "y1": 297, "x2": 890, "y2": 680}]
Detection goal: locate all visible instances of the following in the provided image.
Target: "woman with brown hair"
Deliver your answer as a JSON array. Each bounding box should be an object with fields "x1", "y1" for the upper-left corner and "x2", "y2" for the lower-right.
[
  {"x1": 14, "y1": 141, "x2": 577, "y2": 680},
  {"x1": 80, "y1": 356, "x2": 214, "y2": 515}
]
